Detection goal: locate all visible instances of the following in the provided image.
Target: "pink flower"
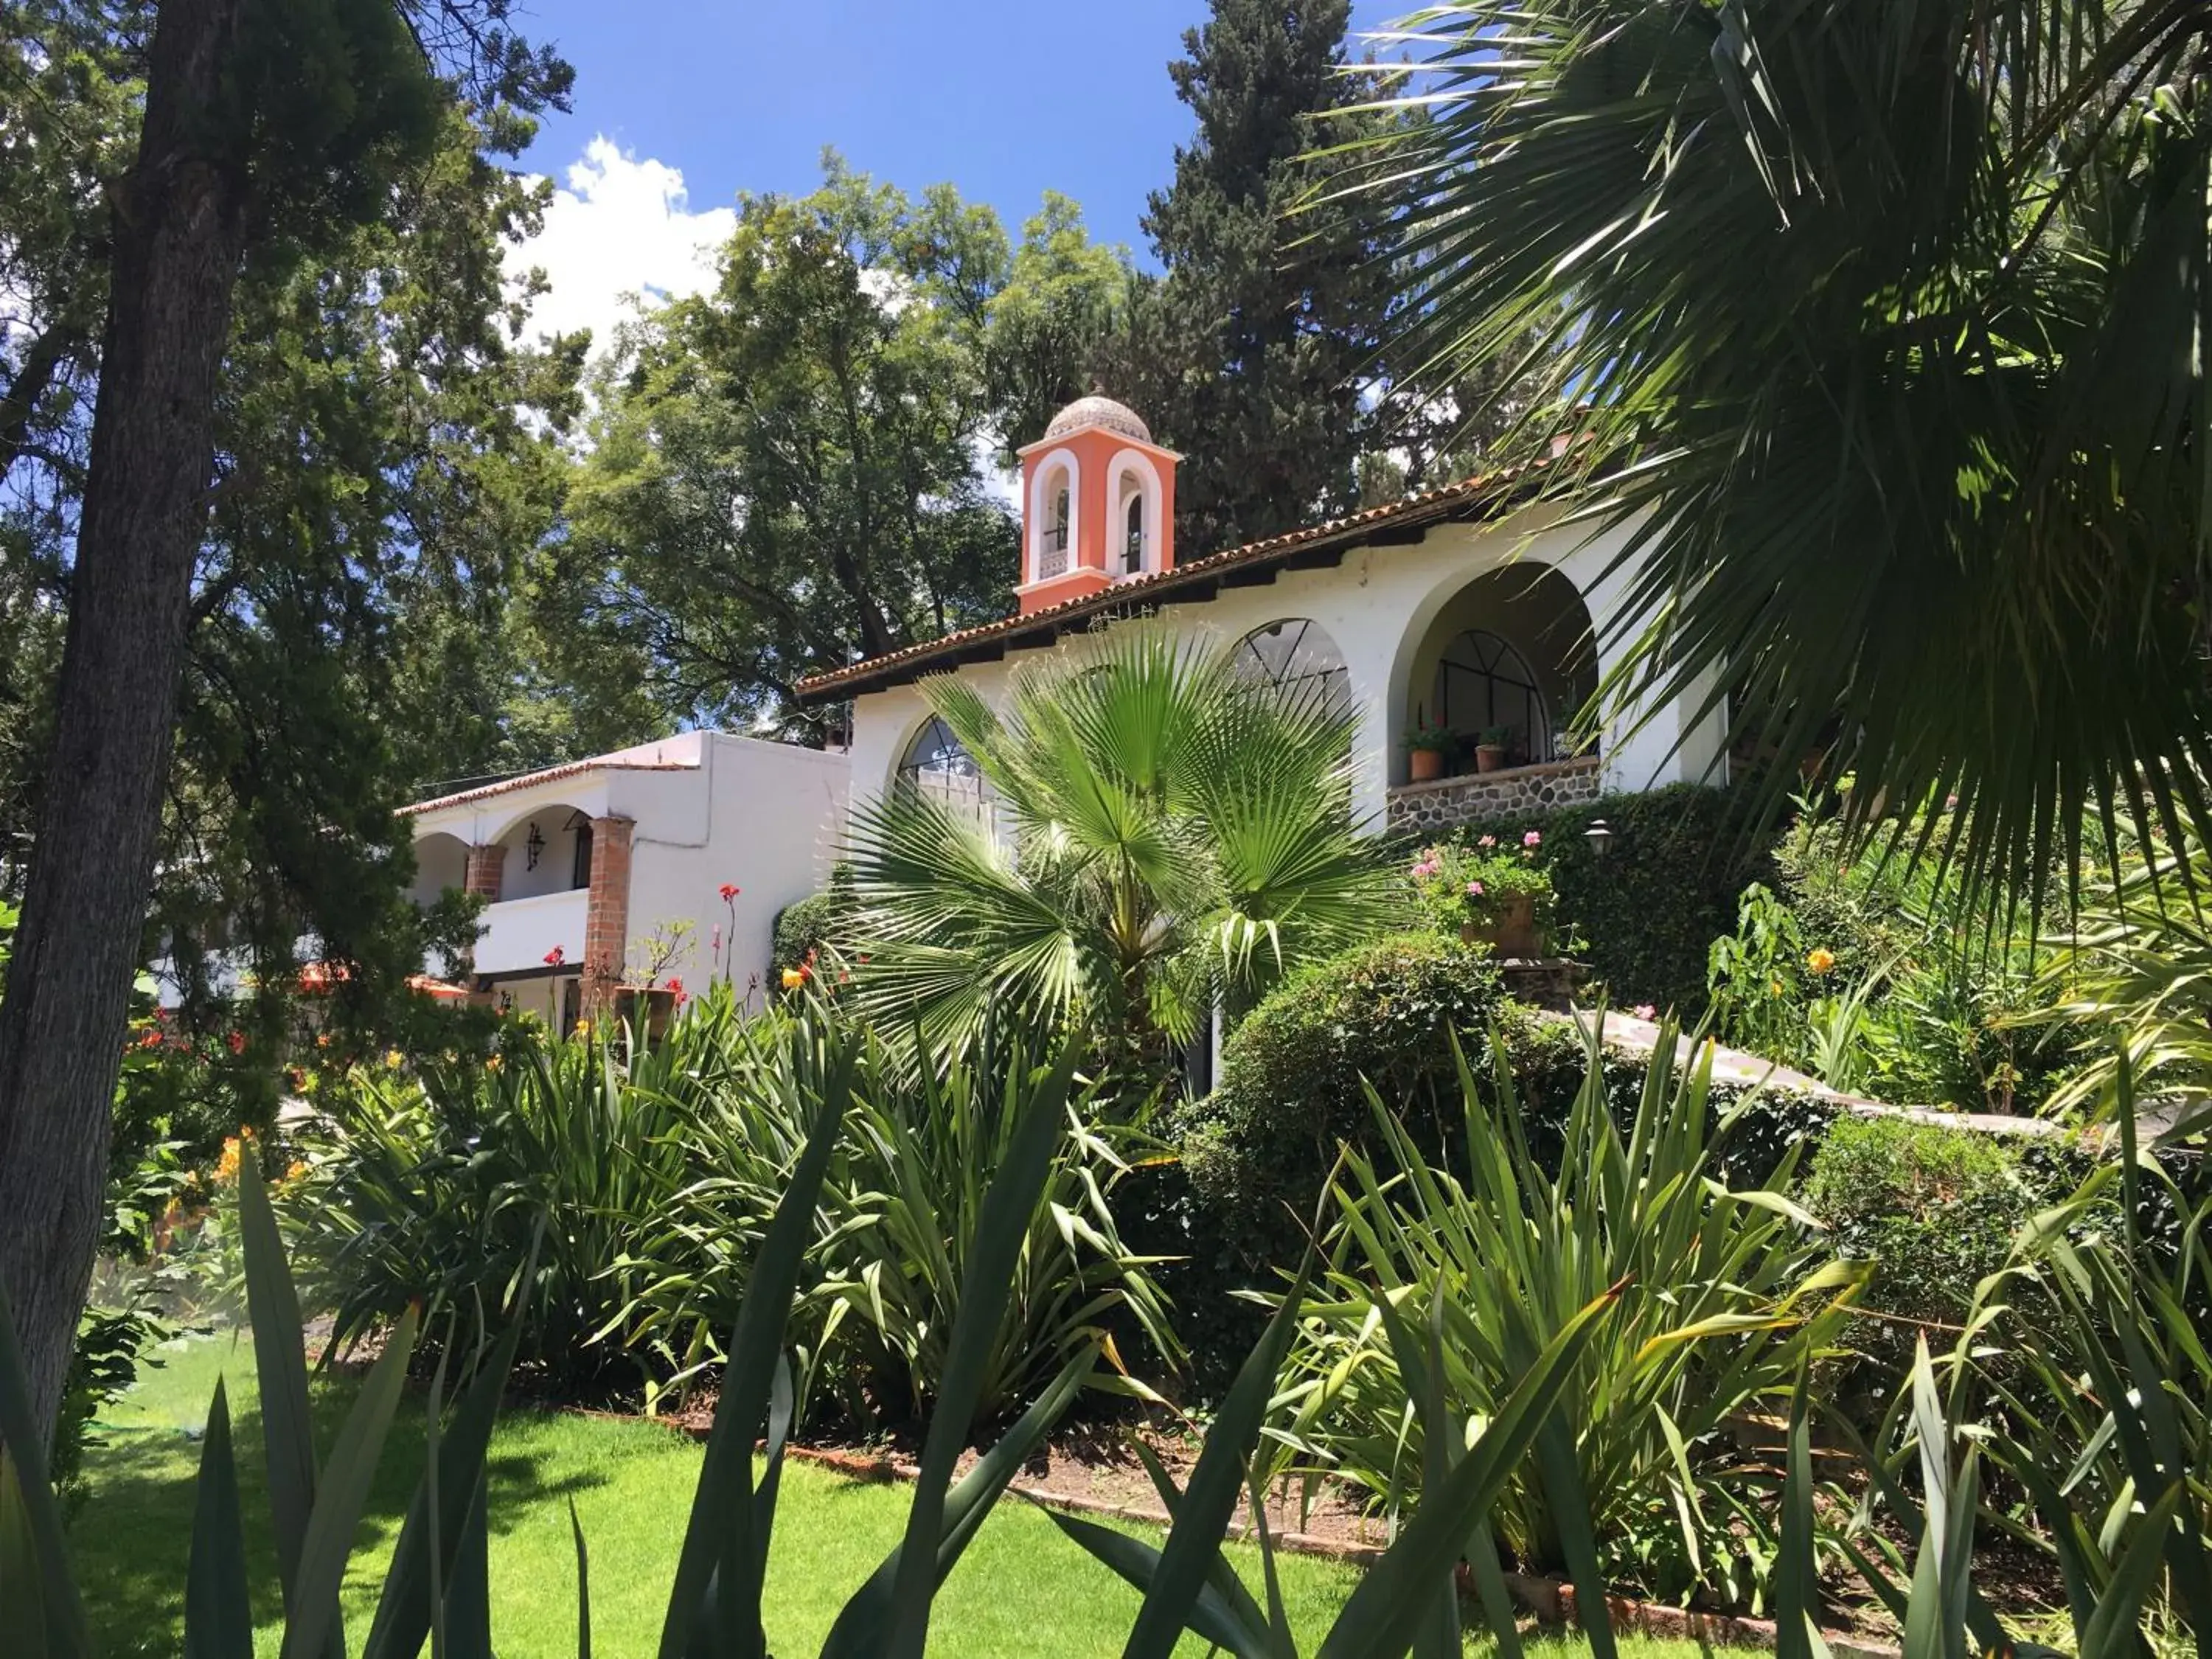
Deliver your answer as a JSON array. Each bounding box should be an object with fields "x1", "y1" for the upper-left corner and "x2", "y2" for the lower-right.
[
  {"x1": 1411, "y1": 858, "x2": 1441, "y2": 879},
  {"x1": 543, "y1": 945, "x2": 566, "y2": 966},
  {"x1": 1632, "y1": 1003, "x2": 1657, "y2": 1021},
  {"x1": 1467, "y1": 881, "x2": 1484, "y2": 897},
  {"x1": 1478, "y1": 835, "x2": 1496, "y2": 849},
  {"x1": 1523, "y1": 830, "x2": 1543, "y2": 847},
  {"x1": 710, "y1": 924, "x2": 722, "y2": 951}
]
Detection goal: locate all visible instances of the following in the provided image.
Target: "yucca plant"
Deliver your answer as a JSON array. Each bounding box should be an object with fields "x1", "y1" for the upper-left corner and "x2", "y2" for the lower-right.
[
  {"x1": 1267, "y1": 1020, "x2": 1864, "y2": 1610},
  {"x1": 596, "y1": 1008, "x2": 1181, "y2": 1424},
  {"x1": 1048, "y1": 1231, "x2": 1627, "y2": 1659},
  {"x1": 1956, "y1": 1079, "x2": 2209, "y2": 1644},
  {"x1": 286, "y1": 995, "x2": 785, "y2": 1397},
  {"x1": 1777, "y1": 1335, "x2": 2198, "y2": 1659},
  {"x1": 0, "y1": 1006, "x2": 1124, "y2": 1658},
  {"x1": 813, "y1": 1020, "x2": 1180, "y2": 1421}
]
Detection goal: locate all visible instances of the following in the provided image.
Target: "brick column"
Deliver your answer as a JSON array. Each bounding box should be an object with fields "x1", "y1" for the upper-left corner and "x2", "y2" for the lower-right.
[
  {"x1": 463, "y1": 841, "x2": 507, "y2": 902},
  {"x1": 582, "y1": 815, "x2": 634, "y2": 1018}
]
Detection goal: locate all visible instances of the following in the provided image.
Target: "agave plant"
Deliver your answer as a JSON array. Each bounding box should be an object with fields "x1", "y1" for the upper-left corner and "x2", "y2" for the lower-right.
[
  {"x1": 844, "y1": 624, "x2": 1404, "y2": 1060},
  {"x1": 1267, "y1": 1020, "x2": 1864, "y2": 1610}
]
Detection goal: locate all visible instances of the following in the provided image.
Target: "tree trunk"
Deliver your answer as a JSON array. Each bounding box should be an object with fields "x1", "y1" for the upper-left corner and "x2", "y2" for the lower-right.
[{"x1": 0, "y1": 0, "x2": 250, "y2": 1444}]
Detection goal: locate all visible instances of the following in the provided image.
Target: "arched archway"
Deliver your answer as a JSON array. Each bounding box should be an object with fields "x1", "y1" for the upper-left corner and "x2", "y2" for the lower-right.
[
  {"x1": 1026, "y1": 448, "x2": 1079, "y2": 583},
  {"x1": 410, "y1": 831, "x2": 470, "y2": 907},
  {"x1": 489, "y1": 802, "x2": 597, "y2": 902},
  {"x1": 1231, "y1": 618, "x2": 1352, "y2": 716},
  {"x1": 1394, "y1": 562, "x2": 1598, "y2": 779}
]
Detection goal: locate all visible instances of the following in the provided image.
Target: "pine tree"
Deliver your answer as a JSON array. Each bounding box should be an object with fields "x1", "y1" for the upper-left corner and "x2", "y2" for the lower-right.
[{"x1": 1106, "y1": 0, "x2": 1400, "y2": 555}]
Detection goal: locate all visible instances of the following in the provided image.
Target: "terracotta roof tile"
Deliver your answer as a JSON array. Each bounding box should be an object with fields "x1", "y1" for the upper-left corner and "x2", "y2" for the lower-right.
[
  {"x1": 401, "y1": 759, "x2": 695, "y2": 817},
  {"x1": 790, "y1": 462, "x2": 1540, "y2": 704}
]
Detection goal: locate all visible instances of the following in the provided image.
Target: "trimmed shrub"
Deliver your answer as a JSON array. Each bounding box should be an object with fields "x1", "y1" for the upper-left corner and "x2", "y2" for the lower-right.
[
  {"x1": 1803, "y1": 1113, "x2": 2064, "y2": 1395},
  {"x1": 771, "y1": 863, "x2": 854, "y2": 977},
  {"x1": 1178, "y1": 934, "x2": 1508, "y2": 1270},
  {"x1": 1453, "y1": 781, "x2": 1779, "y2": 1016},
  {"x1": 1152, "y1": 935, "x2": 1505, "y2": 1385}
]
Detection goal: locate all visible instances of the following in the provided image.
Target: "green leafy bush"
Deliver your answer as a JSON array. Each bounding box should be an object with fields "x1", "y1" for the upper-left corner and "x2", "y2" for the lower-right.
[
  {"x1": 1698, "y1": 810, "x2": 2087, "y2": 1112},
  {"x1": 1175, "y1": 933, "x2": 1507, "y2": 1289},
  {"x1": 1269, "y1": 1024, "x2": 1860, "y2": 1611},
  {"x1": 1451, "y1": 782, "x2": 1779, "y2": 1015},
  {"x1": 773, "y1": 863, "x2": 855, "y2": 978},
  {"x1": 1804, "y1": 1113, "x2": 2073, "y2": 1397}
]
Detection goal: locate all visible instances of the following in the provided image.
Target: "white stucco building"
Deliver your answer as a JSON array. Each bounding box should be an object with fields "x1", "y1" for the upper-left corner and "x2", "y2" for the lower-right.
[
  {"x1": 402, "y1": 731, "x2": 848, "y2": 1027},
  {"x1": 794, "y1": 396, "x2": 1724, "y2": 832}
]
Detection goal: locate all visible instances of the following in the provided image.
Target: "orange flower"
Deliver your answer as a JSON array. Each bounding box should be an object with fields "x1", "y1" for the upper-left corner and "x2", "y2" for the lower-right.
[{"x1": 1806, "y1": 947, "x2": 1837, "y2": 975}]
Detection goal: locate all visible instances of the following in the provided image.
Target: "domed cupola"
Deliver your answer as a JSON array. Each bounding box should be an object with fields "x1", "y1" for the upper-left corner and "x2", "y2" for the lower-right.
[{"x1": 1014, "y1": 394, "x2": 1181, "y2": 616}]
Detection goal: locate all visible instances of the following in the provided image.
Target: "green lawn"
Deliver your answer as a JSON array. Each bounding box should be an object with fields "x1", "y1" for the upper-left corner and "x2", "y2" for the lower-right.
[{"x1": 72, "y1": 1331, "x2": 1735, "y2": 1658}]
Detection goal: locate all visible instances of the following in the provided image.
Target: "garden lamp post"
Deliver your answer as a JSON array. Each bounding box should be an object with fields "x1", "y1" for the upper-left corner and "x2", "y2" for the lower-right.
[{"x1": 1584, "y1": 818, "x2": 1615, "y2": 859}]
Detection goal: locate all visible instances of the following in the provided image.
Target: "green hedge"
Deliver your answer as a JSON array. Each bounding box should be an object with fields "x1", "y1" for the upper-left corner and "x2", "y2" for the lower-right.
[
  {"x1": 772, "y1": 864, "x2": 854, "y2": 977},
  {"x1": 1178, "y1": 933, "x2": 1509, "y2": 1269},
  {"x1": 1448, "y1": 781, "x2": 1779, "y2": 1017}
]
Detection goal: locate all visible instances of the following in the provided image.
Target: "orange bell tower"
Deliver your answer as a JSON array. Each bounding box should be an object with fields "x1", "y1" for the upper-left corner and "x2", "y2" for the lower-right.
[{"x1": 1014, "y1": 395, "x2": 1180, "y2": 616}]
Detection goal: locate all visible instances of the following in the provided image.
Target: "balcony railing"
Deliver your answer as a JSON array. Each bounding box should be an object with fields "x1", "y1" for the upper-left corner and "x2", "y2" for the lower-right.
[{"x1": 1038, "y1": 522, "x2": 1070, "y2": 579}]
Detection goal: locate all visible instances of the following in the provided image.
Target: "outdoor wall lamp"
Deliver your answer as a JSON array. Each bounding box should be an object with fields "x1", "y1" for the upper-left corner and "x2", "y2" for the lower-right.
[
  {"x1": 524, "y1": 822, "x2": 545, "y2": 870},
  {"x1": 1584, "y1": 818, "x2": 1615, "y2": 858}
]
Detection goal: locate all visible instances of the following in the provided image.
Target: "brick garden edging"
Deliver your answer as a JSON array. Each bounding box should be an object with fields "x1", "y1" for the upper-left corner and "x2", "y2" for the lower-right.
[{"x1": 570, "y1": 1405, "x2": 1901, "y2": 1659}]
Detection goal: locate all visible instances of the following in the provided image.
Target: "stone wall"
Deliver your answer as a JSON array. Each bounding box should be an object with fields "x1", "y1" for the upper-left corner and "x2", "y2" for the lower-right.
[{"x1": 1385, "y1": 755, "x2": 1601, "y2": 835}]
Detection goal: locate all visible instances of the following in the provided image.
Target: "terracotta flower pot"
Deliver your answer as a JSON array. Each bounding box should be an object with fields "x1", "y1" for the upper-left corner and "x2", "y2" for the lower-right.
[
  {"x1": 1466, "y1": 892, "x2": 1541, "y2": 958},
  {"x1": 1408, "y1": 746, "x2": 1446, "y2": 782},
  {"x1": 1474, "y1": 743, "x2": 1508, "y2": 773}
]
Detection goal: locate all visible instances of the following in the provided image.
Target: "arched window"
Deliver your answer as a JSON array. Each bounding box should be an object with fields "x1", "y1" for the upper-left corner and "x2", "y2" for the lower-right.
[
  {"x1": 1233, "y1": 619, "x2": 1351, "y2": 716},
  {"x1": 1027, "y1": 449, "x2": 1080, "y2": 583},
  {"x1": 1436, "y1": 630, "x2": 1549, "y2": 760},
  {"x1": 896, "y1": 715, "x2": 987, "y2": 810},
  {"x1": 1123, "y1": 494, "x2": 1144, "y2": 575}
]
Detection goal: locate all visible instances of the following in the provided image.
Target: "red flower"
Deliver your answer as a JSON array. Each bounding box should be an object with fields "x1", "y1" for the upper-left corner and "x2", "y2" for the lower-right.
[
  {"x1": 718, "y1": 883, "x2": 740, "y2": 902},
  {"x1": 543, "y1": 945, "x2": 566, "y2": 966},
  {"x1": 226, "y1": 1030, "x2": 246, "y2": 1055}
]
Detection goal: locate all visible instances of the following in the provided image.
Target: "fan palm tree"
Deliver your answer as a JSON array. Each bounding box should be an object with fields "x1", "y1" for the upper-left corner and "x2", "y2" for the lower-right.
[
  {"x1": 843, "y1": 626, "x2": 1405, "y2": 1062},
  {"x1": 1346, "y1": 0, "x2": 2212, "y2": 901}
]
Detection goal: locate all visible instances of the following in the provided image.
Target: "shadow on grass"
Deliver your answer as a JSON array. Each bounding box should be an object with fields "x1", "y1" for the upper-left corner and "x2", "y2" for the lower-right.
[{"x1": 72, "y1": 1369, "x2": 610, "y2": 1652}]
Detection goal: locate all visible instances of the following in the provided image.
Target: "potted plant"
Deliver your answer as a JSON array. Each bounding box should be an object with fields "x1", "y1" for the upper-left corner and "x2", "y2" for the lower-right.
[
  {"x1": 1402, "y1": 718, "x2": 1455, "y2": 782},
  {"x1": 616, "y1": 919, "x2": 697, "y2": 1040},
  {"x1": 1472, "y1": 725, "x2": 1512, "y2": 773},
  {"x1": 1409, "y1": 832, "x2": 1556, "y2": 958}
]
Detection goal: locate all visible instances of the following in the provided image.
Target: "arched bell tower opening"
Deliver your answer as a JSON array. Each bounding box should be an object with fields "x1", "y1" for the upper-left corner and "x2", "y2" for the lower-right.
[{"x1": 1013, "y1": 396, "x2": 1180, "y2": 614}]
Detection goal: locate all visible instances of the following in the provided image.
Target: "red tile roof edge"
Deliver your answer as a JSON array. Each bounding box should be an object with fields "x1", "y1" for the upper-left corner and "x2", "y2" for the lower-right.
[
  {"x1": 790, "y1": 462, "x2": 1540, "y2": 704},
  {"x1": 400, "y1": 759, "x2": 697, "y2": 817}
]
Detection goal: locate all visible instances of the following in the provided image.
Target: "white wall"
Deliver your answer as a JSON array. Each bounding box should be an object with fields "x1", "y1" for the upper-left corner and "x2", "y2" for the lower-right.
[
  {"x1": 611, "y1": 733, "x2": 849, "y2": 992},
  {"x1": 406, "y1": 731, "x2": 849, "y2": 993},
  {"x1": 847, "y1": 505, "x2": 1728, "y2": 830}
]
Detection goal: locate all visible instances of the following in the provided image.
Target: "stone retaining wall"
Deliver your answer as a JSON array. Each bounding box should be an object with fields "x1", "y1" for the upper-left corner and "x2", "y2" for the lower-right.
[{"x1": 1385, "y1": 754, "x2": 1602, "y2": 834}]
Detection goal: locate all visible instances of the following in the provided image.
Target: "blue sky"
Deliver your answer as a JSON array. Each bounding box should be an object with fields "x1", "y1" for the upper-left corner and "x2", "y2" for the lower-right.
[{"x1": 504, "y1": 0, "x2": 1398, "y2": 355}]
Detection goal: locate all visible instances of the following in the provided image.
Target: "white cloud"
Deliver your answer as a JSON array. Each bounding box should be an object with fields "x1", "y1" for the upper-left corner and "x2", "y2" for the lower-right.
[{"x1": 507, "y1": 137, "x2": 737, "y2": 359}]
